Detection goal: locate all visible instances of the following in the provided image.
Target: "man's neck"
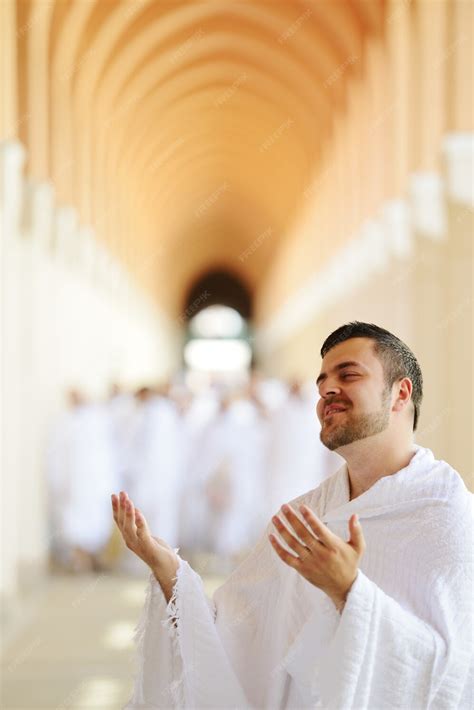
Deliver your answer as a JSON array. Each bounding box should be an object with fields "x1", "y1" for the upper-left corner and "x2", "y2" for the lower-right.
[{"x1": 338, "y1": 433, "x2": 416, "y2": 500}]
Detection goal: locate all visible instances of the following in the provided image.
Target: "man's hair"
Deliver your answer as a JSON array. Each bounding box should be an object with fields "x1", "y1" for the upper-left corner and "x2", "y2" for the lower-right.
[{"x1": 320, "y1": 322, "x2": 423, "y2": 431}]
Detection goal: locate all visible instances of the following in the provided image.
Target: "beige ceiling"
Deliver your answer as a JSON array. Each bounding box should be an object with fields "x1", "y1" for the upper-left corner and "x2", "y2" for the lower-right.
[{"x1": 16, "y1": 0, "x2": 384, "y2": 316}]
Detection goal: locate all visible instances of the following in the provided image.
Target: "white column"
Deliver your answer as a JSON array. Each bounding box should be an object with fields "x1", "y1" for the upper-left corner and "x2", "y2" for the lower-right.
[
  {"x1": 0, "y1": 141, "x2": 26, "y2": 604},
  {"x1": 17, "y1": 180, "x2": 56, "y2": 583},
  {"x1": 407, "y1": 188, "x2": 449, "y2": 455},
  {"x1": 443, "y1": 133, "x2": 474, "y2": 207},
  {"x1": 409, "y1": 172, "x2": 446, "y2": 241},
  {"x1": 441, "y1": 133, "x2": 473, "y2": 482}
]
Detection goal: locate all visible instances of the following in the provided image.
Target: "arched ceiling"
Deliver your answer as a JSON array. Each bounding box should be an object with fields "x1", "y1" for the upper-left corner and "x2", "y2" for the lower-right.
[
  {"x1": 17, "y1": 0, "x2": 385, "y2": 317},
  {"x1": 185, "y1": 268, "x2": 253, "y2": 319}
]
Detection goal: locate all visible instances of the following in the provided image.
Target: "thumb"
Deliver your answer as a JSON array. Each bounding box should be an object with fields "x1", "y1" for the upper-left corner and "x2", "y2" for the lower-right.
[{"x1": 348, "y1": 514, "x2": 365, "y2": 555}]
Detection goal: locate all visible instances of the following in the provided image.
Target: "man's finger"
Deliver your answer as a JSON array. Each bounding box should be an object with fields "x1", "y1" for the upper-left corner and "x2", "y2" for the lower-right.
[
  {"x1": 111, "y1": 494, "x2": 118, "y2": 522},
  {"x1": 299, "y1": 505, "x2": 337, "y2": 550},
  {"x1": 135, "y1": 508, "x2": 150, "y2": 539},
  {"x1": 348, "y1": 514, "x2": 365, "y2": 555},
  {"x1": 123, "y1": 498, "x2": 138, "y2": 542},
  {"x1": 112, "y1": 495, "x2": 124, "y2": 530},
  {"x1": 118, "y1": 491, "x2": 127, "y2": 528},
  {"x1": 272, "y1": 514, "x2": 309, "y2": 558},
  {"x1": 280, "y1": 504, "x2": 318, "y2": 549},
  {"x1": 269, "y1": 533, "x2": 302, "y2": 569}
]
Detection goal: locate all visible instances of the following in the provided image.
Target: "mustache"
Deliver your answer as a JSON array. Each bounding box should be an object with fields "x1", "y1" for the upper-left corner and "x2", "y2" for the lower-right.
[{"x1": 324, "y1": 398, "x2": 351, "y2": 408}]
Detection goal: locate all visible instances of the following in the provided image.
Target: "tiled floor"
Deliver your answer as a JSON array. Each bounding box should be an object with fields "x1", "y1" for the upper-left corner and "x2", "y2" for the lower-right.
[{"x1": 1, "y1": 570, "x2": 223, "y2": 710}]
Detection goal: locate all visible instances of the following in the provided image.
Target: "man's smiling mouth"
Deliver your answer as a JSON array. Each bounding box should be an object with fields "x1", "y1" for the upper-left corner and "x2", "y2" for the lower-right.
[{"x1": 324, "y1": 405, "x2": 347, "y2": 419}]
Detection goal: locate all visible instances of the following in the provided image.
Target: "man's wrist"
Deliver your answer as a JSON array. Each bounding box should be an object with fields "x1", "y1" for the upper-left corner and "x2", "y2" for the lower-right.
[
  {"x1": 327, "y1": 572, "x2": 359, "y2": 612},
  {"x1": 151, "y1": 564, "x2": 178, "y2": 603}
]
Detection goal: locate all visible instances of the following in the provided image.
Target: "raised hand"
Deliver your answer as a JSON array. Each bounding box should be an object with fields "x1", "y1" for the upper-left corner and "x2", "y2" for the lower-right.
[
  {"x1": 111, "y1": 491, "x2": 179, "y2": 601},
  {"x1": 269, "y1": 503, "x2": 365, "y2": 611}
]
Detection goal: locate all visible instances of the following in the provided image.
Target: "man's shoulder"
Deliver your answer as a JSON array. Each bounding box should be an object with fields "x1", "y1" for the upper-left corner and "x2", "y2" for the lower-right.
[{"x1": 412, "y1": 446, "x2": 470, "y2": 501}]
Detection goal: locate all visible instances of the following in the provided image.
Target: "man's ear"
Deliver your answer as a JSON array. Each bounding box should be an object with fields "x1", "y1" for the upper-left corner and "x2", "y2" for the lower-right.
[{"x1": 392, "y1": 377, "x2": 413, "y2": 413}]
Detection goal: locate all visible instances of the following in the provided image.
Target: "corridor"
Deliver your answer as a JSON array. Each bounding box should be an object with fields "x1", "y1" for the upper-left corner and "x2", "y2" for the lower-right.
[{"x1": 1, "y1": 0, "x2": 472, "y2": 707}]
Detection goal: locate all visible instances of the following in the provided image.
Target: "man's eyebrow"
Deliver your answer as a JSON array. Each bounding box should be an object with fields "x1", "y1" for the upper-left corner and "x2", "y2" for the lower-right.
[{"x1": 316, "y1": 361, "x2": 366, "y2": 386}]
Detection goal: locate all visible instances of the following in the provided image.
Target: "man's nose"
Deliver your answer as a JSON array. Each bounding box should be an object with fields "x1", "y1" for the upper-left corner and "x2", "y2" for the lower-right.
[{"x1": 319, "y1": 379, "x2": 341, "y2": 397}]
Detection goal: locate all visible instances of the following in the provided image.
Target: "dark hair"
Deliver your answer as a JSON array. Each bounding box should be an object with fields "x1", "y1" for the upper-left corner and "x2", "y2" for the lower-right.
[{"x1": 320, "y1": 322, "x2": 423, "y2": 431}]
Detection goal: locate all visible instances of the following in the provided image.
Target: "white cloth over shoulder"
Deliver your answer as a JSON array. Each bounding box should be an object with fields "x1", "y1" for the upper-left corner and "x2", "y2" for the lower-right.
[{"x1": 125, "y1": 446, "x2": 473, "y2": 709}]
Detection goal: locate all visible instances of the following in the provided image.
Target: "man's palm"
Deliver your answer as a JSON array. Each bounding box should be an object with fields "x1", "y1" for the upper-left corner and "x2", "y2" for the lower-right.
[{"x1": 111, "y1": 492, "x2": 179, "y2": 581}]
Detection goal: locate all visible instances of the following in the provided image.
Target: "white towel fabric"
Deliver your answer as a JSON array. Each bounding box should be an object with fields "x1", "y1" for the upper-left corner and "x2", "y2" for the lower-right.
[{"x1": 125, "y1": 446, "x2": 473, "y2": 709}]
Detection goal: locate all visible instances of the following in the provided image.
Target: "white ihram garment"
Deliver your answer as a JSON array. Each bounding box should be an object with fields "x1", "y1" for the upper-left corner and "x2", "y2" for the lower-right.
[
  {"x1": 108, "y1": 392, "x2": 135, "y2": 484},
  {"x1": 197, "y1": 400, "x2": 268, "y2": 555},
  {"x1": 47, "y1": 404, "x2": 118, "y2": 554},
  {"x1": 126, "y1": 397, "x2": 183, "y2": 548},
  {"x1": 178, "y1": 392, "x2": 220, "y2": 551},
  {"x1": 125, "y1": 446, "x2": 473, "y2": 709}
]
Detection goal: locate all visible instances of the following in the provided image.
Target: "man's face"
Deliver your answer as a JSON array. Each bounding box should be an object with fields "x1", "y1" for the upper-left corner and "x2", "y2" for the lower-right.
[{"x1": 316, "y1": 337, "x2": 392, "y2": 451}]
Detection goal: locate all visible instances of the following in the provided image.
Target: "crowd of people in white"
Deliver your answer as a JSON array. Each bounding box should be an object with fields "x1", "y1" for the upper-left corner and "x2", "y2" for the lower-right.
[{"x1": 46, "y1": 376, "x2": 342, "y2": 574}]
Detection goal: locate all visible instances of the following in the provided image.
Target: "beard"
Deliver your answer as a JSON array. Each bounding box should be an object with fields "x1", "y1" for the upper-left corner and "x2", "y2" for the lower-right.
[{"x1": 320, "y1": 389, "x2": 391, "y2": 451}]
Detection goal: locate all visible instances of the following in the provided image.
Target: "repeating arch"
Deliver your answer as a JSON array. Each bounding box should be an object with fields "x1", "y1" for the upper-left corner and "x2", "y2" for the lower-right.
[{"x1": 16, "y1": 0, "x2": 383, "y2": 315}]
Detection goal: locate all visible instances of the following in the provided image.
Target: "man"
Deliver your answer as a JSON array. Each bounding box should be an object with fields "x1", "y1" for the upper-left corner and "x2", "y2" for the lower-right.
[
  {"x1": 112, "y1": 322, "x2": 472, "y2": 708},
  {"x1": 47, "y1": 389, "x2": 118, "y2": 572},
  {"x1": 178, "y1": 389, "x2": 267, "y2": 569},
  {"x1": 123, "y1": 386, "x2": 183, "y2": 550},
  {"x1": 176, "y1": 384, "x2": 219, "y2": 554},
  {"x1": 107, "y1": 383, "x2": 135, "y2": 484}
]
